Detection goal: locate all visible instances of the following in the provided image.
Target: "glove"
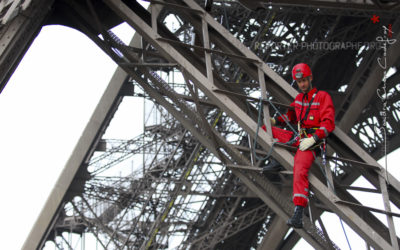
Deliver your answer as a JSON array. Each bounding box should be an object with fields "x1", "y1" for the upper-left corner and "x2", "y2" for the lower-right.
[
  {"x1": 299, "y1": 137, "x2": 316, "y2": 151},
  {"x1": 270, "y1": 118, "x2": 276, "y2": 126}
]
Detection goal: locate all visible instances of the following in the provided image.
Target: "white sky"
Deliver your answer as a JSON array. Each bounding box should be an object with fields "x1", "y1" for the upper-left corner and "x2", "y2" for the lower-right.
[{"x1": 0, "y1": 21, "x2": 399, "y2": 250}]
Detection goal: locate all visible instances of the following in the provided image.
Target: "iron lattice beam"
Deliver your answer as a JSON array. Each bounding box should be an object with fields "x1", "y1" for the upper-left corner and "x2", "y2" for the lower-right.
[{"x1": 0, "y1": 0, "x2": 395, "y2": 249}]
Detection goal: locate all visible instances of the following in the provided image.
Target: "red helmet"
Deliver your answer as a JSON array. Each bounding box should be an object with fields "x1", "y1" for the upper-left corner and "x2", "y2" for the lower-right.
[{"x1": 292, "y1": 63, "x2": 312, "y2": 80}]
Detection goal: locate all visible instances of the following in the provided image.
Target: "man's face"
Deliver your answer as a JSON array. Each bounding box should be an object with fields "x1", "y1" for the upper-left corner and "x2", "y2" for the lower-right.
[{"x1": 296, "y1": 76, "x2": 312, "y2": 93}]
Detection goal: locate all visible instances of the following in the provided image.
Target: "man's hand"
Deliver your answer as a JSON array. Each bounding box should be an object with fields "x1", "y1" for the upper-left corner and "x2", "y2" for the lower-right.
[
  {"x1": 299, "y1": 137, "x2": 316, "y2": 151},
  {"x1": 270, "y1": 118, "x2": 276, "y2": 126}
]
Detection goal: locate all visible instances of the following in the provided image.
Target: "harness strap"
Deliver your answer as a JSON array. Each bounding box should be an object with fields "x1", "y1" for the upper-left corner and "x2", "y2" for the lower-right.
[{"x1": 299, "y1": 91, "x2": 318, "y2": 125}]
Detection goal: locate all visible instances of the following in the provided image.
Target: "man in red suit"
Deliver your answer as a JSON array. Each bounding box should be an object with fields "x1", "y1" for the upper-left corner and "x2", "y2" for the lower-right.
[{"x1": 264, "y1": 63, "x2": 335, "y2": 228}]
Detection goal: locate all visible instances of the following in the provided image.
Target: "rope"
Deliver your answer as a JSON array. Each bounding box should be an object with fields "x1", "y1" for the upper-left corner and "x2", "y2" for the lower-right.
[
  {"x1": 312, "y1": 150, "x2": 352, "y2": 250},
  {"x1": 339, "y1": 217, "x2": 352, "y2": 250},
  {"x1": 252, "y1": 97, "x2": 298, "y2": 162},
  {"x1": 268, "y1": 97, "x2": 297, "y2": 133}
]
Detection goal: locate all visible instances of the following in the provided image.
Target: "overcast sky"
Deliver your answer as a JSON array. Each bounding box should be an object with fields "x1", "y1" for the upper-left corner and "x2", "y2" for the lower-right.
[{"x1": 0, "y1": 18, "x2": 399, "y2": 250}]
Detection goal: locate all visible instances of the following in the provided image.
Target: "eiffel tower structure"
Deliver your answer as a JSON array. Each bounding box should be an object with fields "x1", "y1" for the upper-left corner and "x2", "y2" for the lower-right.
[{"x1": 1, "y1": 0, "x2": 400, "y2": 249}]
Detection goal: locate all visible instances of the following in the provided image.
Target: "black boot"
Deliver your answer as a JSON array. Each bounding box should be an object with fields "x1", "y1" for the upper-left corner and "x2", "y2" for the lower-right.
[
  {"x1": 287, "y1": 206, "x2": 304, "y2": 228},
  {"x1": 262, "y1": 158, "x2": 283, "y2": 172}
]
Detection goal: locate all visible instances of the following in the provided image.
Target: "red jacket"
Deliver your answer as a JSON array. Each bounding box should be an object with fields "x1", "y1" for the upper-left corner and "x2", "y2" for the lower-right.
[{"x1": 276, "y1": 88, "x2": 335, "y2": 140}]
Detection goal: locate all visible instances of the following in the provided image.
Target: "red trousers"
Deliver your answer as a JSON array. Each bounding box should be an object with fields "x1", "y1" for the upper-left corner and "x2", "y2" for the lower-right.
[{"x1": 270, "y1": 126, "x2": 315, "y2": 207}]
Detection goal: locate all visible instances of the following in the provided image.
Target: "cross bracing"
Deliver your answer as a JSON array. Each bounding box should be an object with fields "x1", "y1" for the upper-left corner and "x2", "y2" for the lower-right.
[{"x1": 0, "y1": 0, "x2": 400, "y2": 249}]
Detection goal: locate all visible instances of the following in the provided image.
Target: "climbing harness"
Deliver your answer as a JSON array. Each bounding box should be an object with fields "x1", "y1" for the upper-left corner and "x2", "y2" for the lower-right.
[{"x1": 297, "y1": 91, "x2": 318, "y2": 138}]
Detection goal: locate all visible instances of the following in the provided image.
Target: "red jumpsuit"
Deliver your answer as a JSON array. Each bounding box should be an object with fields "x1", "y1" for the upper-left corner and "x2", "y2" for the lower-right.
[{"x1": 264, "y1": 88, "x2": 335, "y2": 207}]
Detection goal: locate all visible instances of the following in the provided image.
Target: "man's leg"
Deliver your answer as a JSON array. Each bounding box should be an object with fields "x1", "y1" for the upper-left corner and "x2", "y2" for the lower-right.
[
  {"x1": 262, "y1": 126, "x2": 296, "y2": 171},
  {"x1": 287, "y1": 149, "x2": 315, "y2": 228}
]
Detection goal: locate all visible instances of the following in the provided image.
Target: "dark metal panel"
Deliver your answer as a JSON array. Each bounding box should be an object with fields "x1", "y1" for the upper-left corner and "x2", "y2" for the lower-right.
[{"x1": 0, "y1": 0, "x2": 54, "y2": 93}]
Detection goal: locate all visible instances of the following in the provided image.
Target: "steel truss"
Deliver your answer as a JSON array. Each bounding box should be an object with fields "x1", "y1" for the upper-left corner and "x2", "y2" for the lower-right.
[{"x1": 0, "y1": 0, "x2": 396, "y2": 249}]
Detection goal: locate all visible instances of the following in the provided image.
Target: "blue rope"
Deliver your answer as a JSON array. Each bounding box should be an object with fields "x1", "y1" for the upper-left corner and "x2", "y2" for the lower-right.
[
  {"x1": 312, "y1": 152, "x2": 352, "y2": 250},
  {"x1": 333, "y1": 158, "x2": 353, "y2": 250},
  {"x1": 339, "y1": 217, "x2": 352, "y2": 250}
]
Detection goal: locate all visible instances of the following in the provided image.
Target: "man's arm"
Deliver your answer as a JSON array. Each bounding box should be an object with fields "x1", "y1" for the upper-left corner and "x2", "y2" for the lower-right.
[
  {"x1": 313, "y1": 92, "x2": 335, "y2": 141},
  {"x1": 275, "y1": 101, "x2": 297, "y2": 125}
]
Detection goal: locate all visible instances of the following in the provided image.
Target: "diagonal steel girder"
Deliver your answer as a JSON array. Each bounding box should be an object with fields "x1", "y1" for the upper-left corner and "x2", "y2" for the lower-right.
[{"x1": 103, "y1": 0, "x2": 400, "y2": 249}]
